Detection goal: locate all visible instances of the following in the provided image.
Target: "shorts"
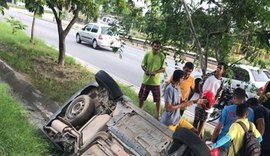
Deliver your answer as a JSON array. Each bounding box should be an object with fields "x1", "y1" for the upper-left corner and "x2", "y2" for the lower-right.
[
  {"x1": 168, "y1": 118, "x2": 194, "y2": 132},
  {"x1": 138, "y1": 84, "x2": 160, "y2": 102},
  {"x1": 194, "y1": 106, "x2": 208, "y2": 122}
]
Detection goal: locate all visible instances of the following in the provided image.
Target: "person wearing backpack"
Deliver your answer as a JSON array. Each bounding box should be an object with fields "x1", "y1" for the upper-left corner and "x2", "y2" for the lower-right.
[
  {"x1": 211, "y1": 104, "x2": 262, "y2": 156},
  {"x1": 211, "y1": 88, "x2": 254, "y2": 156},
  {"x1": 247, "y1": 98, "x2": 270, "y2": 156}
]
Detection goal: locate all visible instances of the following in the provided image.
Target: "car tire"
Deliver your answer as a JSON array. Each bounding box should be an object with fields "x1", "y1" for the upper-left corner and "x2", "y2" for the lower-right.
[
  {"x1": 65, "y1": 95, "x2": 95, "y2": 126},
  {"x1": 195, "y1": 78, "x2": 201, "y2": 93},
  {"x1": 92, "y1": 40, "x2": 98, "y2": 49},
  {"x1": 171, "y1": 128, "x2": 211, "y2": 156},
  {"x1": 76, "y1": 34, "x2": 81, "y2": 43},
  {"x1": 95, "y1": 70, "x2": 123, "y2": 100}
]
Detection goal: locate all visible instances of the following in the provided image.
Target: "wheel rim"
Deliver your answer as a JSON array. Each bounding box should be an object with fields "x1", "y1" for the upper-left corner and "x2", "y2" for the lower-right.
[
  {"x1": 76, "y1": 35, "x2": 80, "y2": 42},
  {"x1": 93, "y1": 41, "x2": 97, "y2": 48},
  {"x1": 68, "y1": 100, "x2": 85, "y2": 118}
]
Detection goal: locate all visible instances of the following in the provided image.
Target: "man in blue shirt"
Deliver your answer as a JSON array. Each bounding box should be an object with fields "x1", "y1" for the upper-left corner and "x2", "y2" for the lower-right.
[
  {"x1": 248, "y1": 97, "x2": 270, "y2": 156},
  {"x1": 211, "y1": 88, "x2": 254, "y2": 156}
]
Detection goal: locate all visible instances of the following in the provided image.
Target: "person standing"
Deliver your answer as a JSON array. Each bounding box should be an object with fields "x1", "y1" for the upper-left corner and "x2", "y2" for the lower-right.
[
  {"x1": 138, "y1": 40, "x2": 166, "y2": 119},
  {"x1": 259, "y1": 81, "x2": 270, "y2": 109},
  {"x1": 211, "y1": 88, "x2": 254, "y2": 156},
  {"x1": 193, "y1": 62, "x2": 226, "y2": 137},
  {"x1": 248, "y1": 98, "x2": 270, "y2": 156},
  {"x1": 211, "y1": 104, "x2": 262, "y2": 156},
  {"x1": 179, "y1": 62, "x2": 195, "y2": 115}
]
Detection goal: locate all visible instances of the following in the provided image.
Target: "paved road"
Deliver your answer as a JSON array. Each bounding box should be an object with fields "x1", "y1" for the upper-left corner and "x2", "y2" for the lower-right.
[{"x1": 1, "y1": 9, "x2": 203, "y2": 88}]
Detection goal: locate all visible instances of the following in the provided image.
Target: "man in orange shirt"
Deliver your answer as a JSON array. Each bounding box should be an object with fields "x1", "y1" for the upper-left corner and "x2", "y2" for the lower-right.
[{"x1": 179, "y1": 62, "x2": 195, "y2": 115}]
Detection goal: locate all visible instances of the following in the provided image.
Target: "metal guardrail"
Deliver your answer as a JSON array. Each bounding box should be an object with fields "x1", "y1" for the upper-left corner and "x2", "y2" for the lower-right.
[{"x1": 121, "y1": 36, "x2": 218, "y2": 66}]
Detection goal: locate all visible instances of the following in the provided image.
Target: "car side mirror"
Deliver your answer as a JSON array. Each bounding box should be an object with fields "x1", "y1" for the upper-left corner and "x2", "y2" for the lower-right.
[{"x1": 82, "y1": 27, "x2": 85, "y2": 31}]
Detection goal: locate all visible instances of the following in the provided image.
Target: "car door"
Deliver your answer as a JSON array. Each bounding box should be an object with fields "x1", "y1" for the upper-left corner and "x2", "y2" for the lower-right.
[
  {"x1": 81, "y1": 24, "x2": 93, "y2": 42},
  {"x1": 89, "y1": 24, "x2": 99, "y2": 44}
]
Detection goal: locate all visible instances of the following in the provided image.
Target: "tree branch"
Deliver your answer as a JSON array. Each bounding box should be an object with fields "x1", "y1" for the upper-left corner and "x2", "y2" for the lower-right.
[{"x1": 63, "y1": 9, "x2": 79, "y2": 37}]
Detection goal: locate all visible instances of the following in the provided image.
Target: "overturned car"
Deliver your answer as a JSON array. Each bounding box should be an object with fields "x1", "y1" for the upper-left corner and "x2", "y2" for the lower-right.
[{"x1": 43, "y1": 70, "x2": 211, "y2": 156}]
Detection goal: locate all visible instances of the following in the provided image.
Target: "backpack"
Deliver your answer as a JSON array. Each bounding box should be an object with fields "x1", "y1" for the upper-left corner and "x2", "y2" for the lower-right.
[{"x1": 234, "y1": 121, "x2": 261, "y2": 156}]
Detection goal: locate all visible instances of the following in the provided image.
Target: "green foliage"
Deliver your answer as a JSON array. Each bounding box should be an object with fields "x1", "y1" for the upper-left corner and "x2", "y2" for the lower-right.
[
  {"x1": 5, "y1": 16, "x2": 27, "y2": 34},
  {"x1": 140, "y1": 0, "x2": 270, "y2": 71},
  {"x1": 25, "y1": 0, "x2": 45, "y2": 15},
  {"x1": 0, "y1": 0, "x2": 8, "y2": 15},
  {"x1": 0, "y1": 83, "x2": 51, "y2": 155}
]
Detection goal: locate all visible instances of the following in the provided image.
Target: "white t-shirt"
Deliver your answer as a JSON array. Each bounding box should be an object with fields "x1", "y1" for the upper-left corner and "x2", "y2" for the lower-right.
[{"x1": 202, "y1": 75, "x2": 222, "y2": 96}]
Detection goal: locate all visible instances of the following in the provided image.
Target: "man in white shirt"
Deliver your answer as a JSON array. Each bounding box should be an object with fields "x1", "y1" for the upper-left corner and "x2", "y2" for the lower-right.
[{"x1": 193, "y1": 62, "x2": 227, "y2": 137}]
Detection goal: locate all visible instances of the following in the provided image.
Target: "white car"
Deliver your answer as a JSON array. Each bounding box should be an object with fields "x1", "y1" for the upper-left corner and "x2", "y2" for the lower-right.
[
  {"x1": 194, "y1": 64, "x2": 269, "y2": 98},
  {"x1": 76, "y1": 23, "x2": 121, "y2": 50}
]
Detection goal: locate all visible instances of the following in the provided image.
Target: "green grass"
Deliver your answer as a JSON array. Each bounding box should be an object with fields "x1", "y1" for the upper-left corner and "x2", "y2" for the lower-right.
[
  {"x1": 0, "y1": 83, "x2": 51, "y2": 155},
  {"x1": 0, "y1": 22, "x2": 95, "y2": 103},
  {"x1": 119, "y1": 83, "x2": 163, "y2": 115}
]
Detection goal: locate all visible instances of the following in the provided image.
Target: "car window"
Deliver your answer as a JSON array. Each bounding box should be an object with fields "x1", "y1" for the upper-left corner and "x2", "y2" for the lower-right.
[
  {"x1": 251, "y1": 69, "x2": 269, "y2": 82},
  {"x1": 263, "y1": 70, "x2": 270, "y2": 79},
  {"x1": 91, "y1": 25, "x2": 99, "y2": 33},
  {"x1": 101, "y1": 27, "x2": 114, "y2": 36},
  {"x1": 84, "y1": 24, "x2": 92, "y2": 31},
  {"x1": 232, "y1": 67, "x2": 250, "y2": 82}
]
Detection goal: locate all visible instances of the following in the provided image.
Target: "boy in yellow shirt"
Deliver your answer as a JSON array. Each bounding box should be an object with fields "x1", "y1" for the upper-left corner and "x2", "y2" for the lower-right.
[{"x1": 211, "y1": 104, "x2": 262, "y2": 156}]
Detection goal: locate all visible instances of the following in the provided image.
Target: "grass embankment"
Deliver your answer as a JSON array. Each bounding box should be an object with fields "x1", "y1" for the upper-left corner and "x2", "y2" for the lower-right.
[
  {"x1": 0, "y1": 83, "x2": 51, "y2": 155},
  {"x1": 0, "y1": 21, "x2": 156, "y2": 114}
]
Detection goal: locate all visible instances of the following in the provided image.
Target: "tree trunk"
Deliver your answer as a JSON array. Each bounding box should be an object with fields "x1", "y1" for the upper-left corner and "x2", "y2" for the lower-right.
[
  {"x1": 182, "y1": 0, "x2": 206, "y2": 75},
  {"x1": 30, "y1": 11, "x2": 36, "y2": 44},
  {"x1": 58, "y1": 32, "x2": 66, "y2": 66}
]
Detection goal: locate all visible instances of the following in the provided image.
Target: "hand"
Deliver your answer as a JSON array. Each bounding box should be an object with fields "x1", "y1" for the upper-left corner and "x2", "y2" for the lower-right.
[
  {"x1": 187, "y1": 101, "x2": 193, "y2": 106},
  {"x1": 197, "y1": 99, "x2": 208, "y2": 105},
  {"x1": 265, "y1": 92, "x2": 270, "y2": 98},
  {"x1": 146, "y1": 71, "x2": 155, "y2": 76}
]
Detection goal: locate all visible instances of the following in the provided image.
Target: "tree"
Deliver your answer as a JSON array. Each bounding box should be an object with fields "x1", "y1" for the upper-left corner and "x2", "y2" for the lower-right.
[
  {"x1": 143, "y1": 0, "x2": 270, "y2": 74},
  {"x1": 45, "y1": 0, "x2": 101, "y2": 66},
  {"x1": 25, "y1": 0, "x2": 45, "y2": 43},
  {"x1": 0, "y1": 0, "x2": 8, "y2": 15},
  {"x1": 43, "y1": 0, "x2": 131, "y2": 66}
]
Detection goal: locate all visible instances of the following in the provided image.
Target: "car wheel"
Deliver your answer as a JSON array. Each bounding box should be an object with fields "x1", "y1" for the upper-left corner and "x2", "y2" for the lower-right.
[
  {"x1": 92, "y1": 40, "x2": 98, "y2": 49},
  {"x1": 95, "y1": 70, "x2": 123, "y2": 100},
  {"x1": 171, "y1": 128, "x2": 211, "y2": 156},
  {"x1": 76, "y1": 34, "x2": 81, "y2": 43},
  {"x1": 195, "y1": 78, "x2": 201, "y2": 93},
  {"x1": 65, "y1": 95, "x2": 95, "y2": 126}
]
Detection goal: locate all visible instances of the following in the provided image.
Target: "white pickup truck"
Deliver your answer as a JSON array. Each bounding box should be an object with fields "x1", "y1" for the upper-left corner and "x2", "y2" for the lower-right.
[{"x1": 43, "y1": 70, "x2": 210, "y2": 156}]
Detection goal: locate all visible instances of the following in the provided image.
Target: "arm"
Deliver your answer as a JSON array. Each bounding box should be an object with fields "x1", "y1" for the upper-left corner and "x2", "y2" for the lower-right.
[
  {"x1": 259, "y1": 81, "x2": 270, "y2": 103},
  {"x1": 166, "y1": 99, "x2": 197, "y2": 111},
  {"x1": 215, "y1": 81, "x2": 223, "y2": 99},
  {"x1": 165, "y1": 102, "x2": 182, "y2": 111},
  {"x1": 211, "y1": 134, "x2": 231, "y2": 149},
  {"x1": 154, "y1": 67, "x2": 165, "y2": 74},
  {"x1": 255, "y1": 118, "x2": 265, "y2": 135},
  {"x1": 188, "y1": 80, "x2": 195, "y2": 100},
  {"x1": 211, "y1": 122, "x2": 222, "y2": 142}
]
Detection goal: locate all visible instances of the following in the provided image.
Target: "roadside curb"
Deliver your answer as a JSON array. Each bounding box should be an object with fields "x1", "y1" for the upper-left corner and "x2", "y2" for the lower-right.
[{"x1": 0, "y1": 59, "x2": 60, "y2": 123}]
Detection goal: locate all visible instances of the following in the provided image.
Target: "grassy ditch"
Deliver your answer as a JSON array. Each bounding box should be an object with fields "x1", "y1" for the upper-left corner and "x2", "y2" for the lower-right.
[{"x1": 0, "y1": 83, "x2": 51, "y2": 155}]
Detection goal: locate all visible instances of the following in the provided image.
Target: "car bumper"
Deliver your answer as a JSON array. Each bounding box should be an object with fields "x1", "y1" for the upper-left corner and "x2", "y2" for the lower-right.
[{"x1": 98, "y1": 40, "x2": 121, "y2": 48}]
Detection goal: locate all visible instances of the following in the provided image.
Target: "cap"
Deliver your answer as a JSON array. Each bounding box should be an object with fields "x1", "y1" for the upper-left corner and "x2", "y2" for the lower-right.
[{"x1": 203, "y1": 90, "x2": 216, "y2": 105}]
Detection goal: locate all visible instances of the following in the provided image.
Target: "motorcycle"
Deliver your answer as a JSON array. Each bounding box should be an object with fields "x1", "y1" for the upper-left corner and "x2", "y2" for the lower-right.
[{"x1": 207, "y1": 86, "x2": 234, "y2": 123}]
